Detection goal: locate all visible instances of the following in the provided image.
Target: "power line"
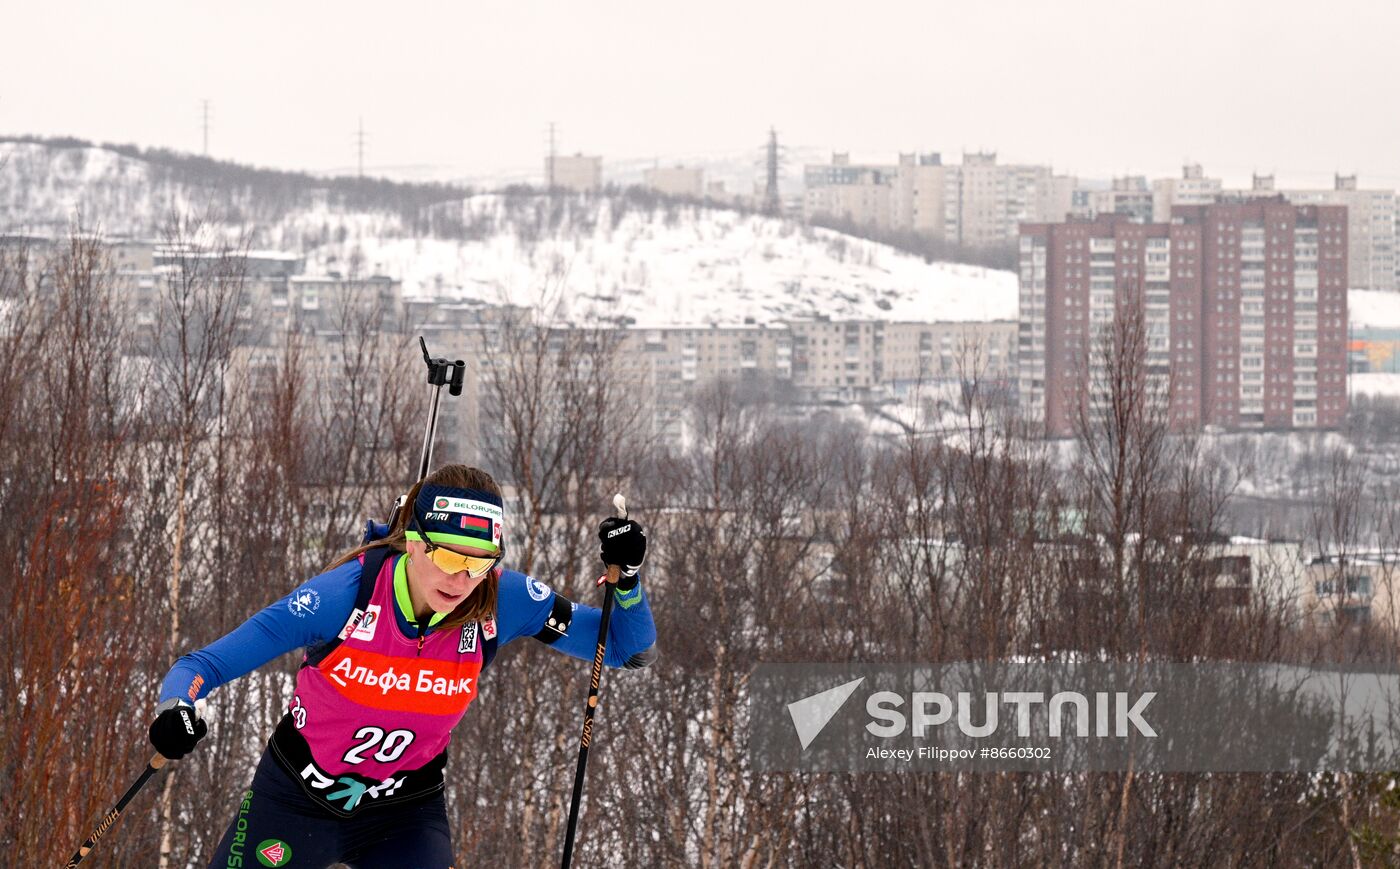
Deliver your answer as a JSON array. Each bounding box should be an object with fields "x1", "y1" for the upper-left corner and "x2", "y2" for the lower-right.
[
  {"x1": 546, "y1": 121, "x2": 558, "y2": 191},
  {"x1": 355, "y1": 117, "x2": 367, "y2": 179},
  {"x1": 764, "y1": 126, "x2": 783, "y2": 215}
]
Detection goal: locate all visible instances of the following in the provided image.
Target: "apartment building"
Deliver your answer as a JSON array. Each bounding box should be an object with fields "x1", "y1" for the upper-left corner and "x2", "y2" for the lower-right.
[
  {"x1": 618, "y1": 320, "x2": 1014, "y2": 396},
  {"x1": 1350, "y1": 326, "x2": 1400, "y2": 372},
  {"x1": 1265, "y1": 175, "x2": 1396, "y2": 292},
  {"x1": 892, "y1": 152, "x2": 949, "y2": 237},
  {"x1": 609, "y1": 320, "x2": 1014, "y2": 437},
  {"x1": 642, "y1": 165, "x2": 705, "y2": 198},
  {"x1": 545, "y1": 154, "x2": 602, "y2": 193},
  {"x1": 1019, "y1": 201, "x2": 1348, "y2": 436},
  {"x1": 280, "y1": 274, "x2": 401, "y2": 332},
  {"x1": 803, "y1": 151, "x2": 1074, "y2": 247},
  {"x1": 864, "y1": 320, "x2": 1015, "y2": 391},
  {"x1": 1304, "y1": 551, "x2": 1400, "y2": 629},
  {"x1": 1084, "y1": 176, "x2": 1155, "y2": 223},
  {"x1": 418, "y1": 317, "x2": 1011, "y2": 457},
  {"x1": 803, "y1": 153, "x2": 898, "y2": 229},
  {"x1": 621, "y1": 325, "x2": 788, "y2": 440},
  {"x1": 1074, "y1": 165, "x2": 1394, "y2": 292},
  {"x1": 109, "y1": 238, "x2": 155, "y2": 272},
  {"x1": 1152, "y1": 164, "x2": 1223, "y2": 222},
  {"x1": 945, "y1": 152, "x2": 1076, "y2": 248}
]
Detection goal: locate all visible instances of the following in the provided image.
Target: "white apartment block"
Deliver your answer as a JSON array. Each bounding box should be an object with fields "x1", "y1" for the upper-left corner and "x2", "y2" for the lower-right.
[
  {"x1": 1194, "y1": 171, "x2": 1397, "y2": 293},
  {"x1": 1082, "y1": 176, "x2": 1155, "y2": 223},
  {"x1": 545, "y1": 154, "x2": 602, "y2": 193},
  {"x1": 1152, "y1": 163, "x2": 1223, "y2": 222},
  {"x1": 803, "y1": 151, "x2": 1074, "y2": 248},
  {"x1": 785, "y1": 319, "x2": 1015, "y2": 399},
  {"x1": 880, "y1": 320, "x2": 1017, "y2": 388},
  {"x1": 893, "y1": 152, "x2": 949, "y2": 237},
  {"x1": 417, "y1": 317, "x2": 1014, "y2": 450},
  {"x1": 803, "y1": 153, "x2": 899, "y2": 228},
  {"x1": 1271, "y1": 176, "x2": 1396, "y2": 292},
  {"x1": 619, "y1": 325, "x2": 789, "y2": 440},
  {"x1": 642, "y1": 165, "x2": 705, "y2": 198},
  {"x1": 944, "y1": 152, "x2": 1076, "y2": 248}
]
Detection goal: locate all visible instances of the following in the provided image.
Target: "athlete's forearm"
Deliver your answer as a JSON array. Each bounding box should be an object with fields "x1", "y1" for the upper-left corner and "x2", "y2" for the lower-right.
[{"x1": 554, "y1": 579, "x2": 657, "y2": 668}]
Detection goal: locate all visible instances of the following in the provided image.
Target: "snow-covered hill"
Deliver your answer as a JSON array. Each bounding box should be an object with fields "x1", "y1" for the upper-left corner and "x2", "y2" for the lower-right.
[
  {"x1": 1, "y1": 140, "x2": 1017, "y2": 327},
  {"x1": 1, "y1": 142, "x2": 202, "y2": 235},
  {"x1": 297, "y1": 195, "x2": 1016, "y2": 326}
]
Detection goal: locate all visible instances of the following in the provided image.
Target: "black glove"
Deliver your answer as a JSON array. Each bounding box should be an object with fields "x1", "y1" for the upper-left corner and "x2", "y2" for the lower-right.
[
  {"x1": 149, "y1": 700, "x2": 207, "y2": 759},
  {"x1": 599, "y1": 517, "x2": 646, "y2": 580}
]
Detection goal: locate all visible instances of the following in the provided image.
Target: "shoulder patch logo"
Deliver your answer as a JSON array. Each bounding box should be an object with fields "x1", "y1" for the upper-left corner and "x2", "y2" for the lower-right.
[
  {"x1": 459, "y1": 622, "x2": 479, "y2": 654},
  {"x1": 287, "y1": 587, "x2": 322, "y2": 618},
  {"x1": 482, "y1": 617, "x2": 498, "y2": 640},
  {"x1": 526, "y1": 576, "x2": 551, "y2": 602}
]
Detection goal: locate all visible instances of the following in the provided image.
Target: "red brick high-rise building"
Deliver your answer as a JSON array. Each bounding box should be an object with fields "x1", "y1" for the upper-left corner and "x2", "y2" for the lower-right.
[{"x1": 1019, "y1": 199, "x2": 1347, "y2": 437}]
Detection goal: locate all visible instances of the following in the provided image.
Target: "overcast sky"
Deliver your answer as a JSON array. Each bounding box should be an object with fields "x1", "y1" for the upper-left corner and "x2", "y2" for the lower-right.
[{"x1": 4, "y1": 1, "x2": 1398, "y2": 188}]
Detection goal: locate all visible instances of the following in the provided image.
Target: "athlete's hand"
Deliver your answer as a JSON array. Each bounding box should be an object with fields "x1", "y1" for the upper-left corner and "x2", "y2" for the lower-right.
[
  {"x1": 599, "y1": 517, "x2": 646, "y2": 578},
  {"x1": 149, "y1": 699, "x2": 208, "y2": 759}
]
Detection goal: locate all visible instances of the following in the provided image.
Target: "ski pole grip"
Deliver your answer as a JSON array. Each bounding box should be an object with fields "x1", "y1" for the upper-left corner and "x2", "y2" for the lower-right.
[
  {"x1": 449, "y1": 359, "x2": 465, "y2": 396},
  {"x1": 600, "y1": 493, "x2": 626, "y2": 585}
]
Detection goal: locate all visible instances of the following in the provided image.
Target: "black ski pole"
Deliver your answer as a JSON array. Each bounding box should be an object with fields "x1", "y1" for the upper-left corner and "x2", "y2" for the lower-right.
[
  {"x1": 64, "y1": 753, "x2": 168, "y2": 868},
  {"x1": 386, "y1": 336, "x2": 465, "y2": 528},
  {"x1": 560, "y1": 493, "x2": 627, "y2": 869}
]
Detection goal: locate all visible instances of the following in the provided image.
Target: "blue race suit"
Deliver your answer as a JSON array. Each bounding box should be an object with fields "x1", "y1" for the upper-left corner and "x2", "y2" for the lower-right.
[{"x1": 159, "y1": 561, "x2": 656, "y2": 869}]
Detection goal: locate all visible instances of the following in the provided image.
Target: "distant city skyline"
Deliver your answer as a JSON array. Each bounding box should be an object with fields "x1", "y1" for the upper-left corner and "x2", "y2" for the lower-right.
[{"x1": 4, "y1": 1, "x2": 1398, "y2": 188}]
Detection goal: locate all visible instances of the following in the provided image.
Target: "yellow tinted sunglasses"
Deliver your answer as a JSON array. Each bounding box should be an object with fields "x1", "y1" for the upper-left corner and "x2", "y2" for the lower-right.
[
  {"x1": 410, "y1": 517, "x2": 500, "y2": 577},
  {"x1": 424, "y1": 542, "x2": 498, "y2": 578}
]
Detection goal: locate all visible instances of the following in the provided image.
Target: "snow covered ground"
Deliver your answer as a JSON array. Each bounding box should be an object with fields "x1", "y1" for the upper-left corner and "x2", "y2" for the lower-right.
[
  {"x1": 305, "y1": 195, "x2": 1017, "y2": 327},
  {"x1": 1350, "y1": 290, "x2": 1400, "y2": 329},
  {"x1": 1352, "y1": 372, "x2": 1400, "y2": 398}
]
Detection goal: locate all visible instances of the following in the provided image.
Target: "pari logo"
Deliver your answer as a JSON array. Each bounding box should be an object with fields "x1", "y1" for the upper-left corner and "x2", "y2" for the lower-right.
[{"x1": 787, "y1": 679, "x2": 1157, "y2": 750}]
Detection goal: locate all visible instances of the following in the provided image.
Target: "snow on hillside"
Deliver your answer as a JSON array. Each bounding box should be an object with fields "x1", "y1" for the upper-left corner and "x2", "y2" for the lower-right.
[
  {"x1": 0, "y1": 142, "x2": 206, "y2": 235},
  {"x1": 1350, "y1": 289, "x2": 1400, "y2": 329},
  {"x1": 3, "y1": 141, "x2": 1016, "y2": 327},
  {"x1": 300, "y1": 194, "x2": 1017, "y2": 327}
]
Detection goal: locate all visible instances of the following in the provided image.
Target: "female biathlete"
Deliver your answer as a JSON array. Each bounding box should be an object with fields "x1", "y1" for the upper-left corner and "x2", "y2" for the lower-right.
[{"x1": 148, "y1": 464, "x2": 657, "y2": 868}]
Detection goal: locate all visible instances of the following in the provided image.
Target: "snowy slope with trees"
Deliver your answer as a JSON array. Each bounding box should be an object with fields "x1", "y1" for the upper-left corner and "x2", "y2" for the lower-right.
[
  {"x1": 299, "y1": 194, "x2": 1017, "y2": 326},
  {"x1": 1, "y1": 139, "x2": 1017, "y2": 326}
]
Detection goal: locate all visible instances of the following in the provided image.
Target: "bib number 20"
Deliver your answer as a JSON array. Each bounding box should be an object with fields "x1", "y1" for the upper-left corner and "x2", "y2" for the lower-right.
[{"x1": 342, "y1": 726, "x2": 415, "y2": 764}]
